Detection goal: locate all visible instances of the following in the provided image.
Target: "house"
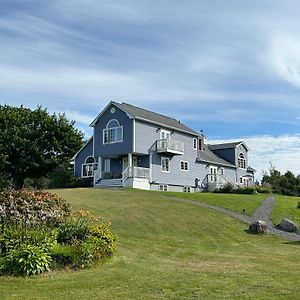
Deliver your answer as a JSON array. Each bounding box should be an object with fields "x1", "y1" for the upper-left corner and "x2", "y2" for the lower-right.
[{"x1": 71, "y1": 101, "x2": 255, "y2": 192}]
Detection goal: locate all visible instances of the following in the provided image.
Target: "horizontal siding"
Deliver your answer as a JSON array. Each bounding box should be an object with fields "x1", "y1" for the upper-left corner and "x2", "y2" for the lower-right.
[
  {"x1": 74, "y1": 139, "x2": 93, "y2": 177},
  {"x1": 94, "y1": 103, "x2": 133, "y2": 158}
]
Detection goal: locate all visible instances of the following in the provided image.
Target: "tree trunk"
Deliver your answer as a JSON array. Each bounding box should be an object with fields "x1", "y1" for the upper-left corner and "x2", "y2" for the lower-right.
[{"x1": 14, "y1": 176, "x2": 24, "y2": 190}]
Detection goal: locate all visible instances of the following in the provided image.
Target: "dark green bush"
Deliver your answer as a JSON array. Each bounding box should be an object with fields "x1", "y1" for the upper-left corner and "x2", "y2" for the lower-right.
[
  {"x1": 235, "y1": 187, "x2": 257, "y2": 194},
  {"x1": 297, "y1": 201, "x2": 300, "y2": 209},
  {"x1": 48, "y1": 164, "x2": 80, "y2": 188},
  {"x1": 214, "y1": 183, "x2": 234, "y2": 193}
]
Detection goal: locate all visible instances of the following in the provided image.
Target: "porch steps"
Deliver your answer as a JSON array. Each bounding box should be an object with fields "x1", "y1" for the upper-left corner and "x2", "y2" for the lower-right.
[{"x1": 94, "y1": 179, "x2": 123, "y2": 188}]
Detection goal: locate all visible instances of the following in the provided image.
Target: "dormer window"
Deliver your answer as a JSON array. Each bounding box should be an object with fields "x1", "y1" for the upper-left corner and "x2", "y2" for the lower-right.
[
  {"x1": 238, "y1": 153, "x2": 246, "y2": 169},
  {"x1": 103, "y1": 119, "x2": 123, "y2": 144}
]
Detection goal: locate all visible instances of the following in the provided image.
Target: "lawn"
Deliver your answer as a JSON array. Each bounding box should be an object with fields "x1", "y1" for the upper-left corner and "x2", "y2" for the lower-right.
[
  {"x1": 271, "y1": 194, "x2": 300, "y2": 225},
  {"x1": 1, "y1": 188, "x2": 300, "y2": 299},
  {"x1": 156, "y1": 190, "x2": 267, "y2": 216}
]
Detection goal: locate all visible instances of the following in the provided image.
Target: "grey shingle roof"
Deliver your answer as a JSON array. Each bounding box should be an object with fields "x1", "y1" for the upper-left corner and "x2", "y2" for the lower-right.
[
  {"x1": 114, "y1": 102, "x2": 199, "y2": 136},
  {"x1": 197, "y1": 145, "x2": 237, "y2": 168},
  {"x1": 208, "y1": 141, "x2": 244, "y2": 150}
]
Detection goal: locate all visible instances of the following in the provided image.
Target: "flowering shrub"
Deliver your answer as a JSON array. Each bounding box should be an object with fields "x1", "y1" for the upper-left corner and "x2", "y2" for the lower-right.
[
  {"x1": 0, "y1": 189, "x2": 71, "y2": 227},
  {"x1": 0, "y1": 189, "x2": 116, "y2": 276}
]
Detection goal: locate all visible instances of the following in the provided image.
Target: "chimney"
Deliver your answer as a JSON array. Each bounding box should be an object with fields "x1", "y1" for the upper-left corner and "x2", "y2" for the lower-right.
[{"x1": 199, "y1": 130, "x2": 207, "y2": 151}]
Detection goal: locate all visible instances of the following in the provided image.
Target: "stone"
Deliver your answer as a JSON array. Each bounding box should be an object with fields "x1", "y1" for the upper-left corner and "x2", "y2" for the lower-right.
[
  {"x1": 249, "y1": 220, "x2": 268, "y2": 234},
  {"x1": 279, "y1": 219, "x2": 298, "y2": 233}
]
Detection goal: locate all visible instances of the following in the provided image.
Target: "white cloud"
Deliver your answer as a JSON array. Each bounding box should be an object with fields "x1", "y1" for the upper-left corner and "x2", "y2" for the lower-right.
[
  {"x1": 211, "y1": 134, "x2": 300, "y2": 180},
  {"x1": 266, "y1": 31, "x2": 300, "y2": 88}
]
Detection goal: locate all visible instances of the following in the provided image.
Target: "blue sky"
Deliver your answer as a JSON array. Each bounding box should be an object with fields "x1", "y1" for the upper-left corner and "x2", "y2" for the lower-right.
[{"x1": 2, "y1": 0, "x2": 300, "y2": 178}]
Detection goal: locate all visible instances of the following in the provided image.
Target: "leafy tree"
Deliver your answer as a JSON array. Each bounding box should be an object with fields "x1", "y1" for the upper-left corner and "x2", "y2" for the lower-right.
[{"x1": 0, "y1": 105, "x2": 83, "y2": 189}]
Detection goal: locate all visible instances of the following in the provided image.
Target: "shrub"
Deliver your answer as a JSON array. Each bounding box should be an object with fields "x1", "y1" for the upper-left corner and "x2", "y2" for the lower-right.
[
  {"x1": 48, "y1": 164, "x2": 80, "y2": 188},
  {"x1": 297, "y1": 201, "x2": 300, "y2": 209},
  {"x1": 0, "y1": 225, "x2": 57, "y2": 255},
  {"x1": 0, "y1": 244, "x2": 52, "y2": 276},
  {"x1": 235, "y1": 187, "x2": 258, "y2": 195},
  {"x1": 256, "y1": 186, "x2": 272, "y2": 194},
  {"x1": 0, "y1": 189, "x2": 116, "y2": 275},
  {"x1": 24, "y1": 177, "x2": 51, "y2": 190},
  {"x1": 57, "y1": 219, "x2": 89, "y2": 245},
  {"x1": 0, "y1": 189, "x2": 71, "y2": 227},
  {"x1": 214, "y1": 183, "x2": 234, "y2": 193}
]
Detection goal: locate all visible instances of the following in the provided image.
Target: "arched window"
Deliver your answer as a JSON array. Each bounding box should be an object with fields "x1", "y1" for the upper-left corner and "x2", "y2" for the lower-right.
[
  {"x1": 82, "y1": 156, "x2": 97, "y2": 177},
  {"x1": 106, "y1": 119, "x2": 120, "y2": 129},
  {"x1": 85, "y1": 156, "x2": 95, "y2": 164},
  {"x1": 103, "y1": 119, "x2": 123, "y2": 144},
  {"x1": 238, "y1": 153, "x2": 246, "y2": 169}
]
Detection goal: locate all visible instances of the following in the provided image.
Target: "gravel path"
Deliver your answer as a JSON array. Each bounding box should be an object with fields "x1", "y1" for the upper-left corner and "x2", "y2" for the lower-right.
[{"x1": 163, "y1": 195, "x2": 300, "y2": 242}]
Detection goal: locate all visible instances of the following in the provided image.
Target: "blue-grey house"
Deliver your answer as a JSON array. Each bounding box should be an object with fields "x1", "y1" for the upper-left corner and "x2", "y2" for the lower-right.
[{"x1": 72, "y1": 101, "x2": 255, "y2": 192}]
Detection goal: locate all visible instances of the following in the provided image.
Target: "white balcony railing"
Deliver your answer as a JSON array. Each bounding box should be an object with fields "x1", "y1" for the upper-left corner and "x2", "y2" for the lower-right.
[
  {"x1": 156, "y1": 139, "x2": 184, "y2": 154},
  {"x1": 122, "y1": 167, "x2": 150, "y2": 182}
]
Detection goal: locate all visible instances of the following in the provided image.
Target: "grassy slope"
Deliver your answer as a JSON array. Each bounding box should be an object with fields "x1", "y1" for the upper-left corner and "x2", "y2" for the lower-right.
[
  {"x1": 1, "y1": 189, "x2": 300, "y2": 300},
  {"x1": 158, "y1": 191, "x2": 266, "y2": 215},
  {"x1": 271, "y1": 195, "x2": 300, "y2": 225}
]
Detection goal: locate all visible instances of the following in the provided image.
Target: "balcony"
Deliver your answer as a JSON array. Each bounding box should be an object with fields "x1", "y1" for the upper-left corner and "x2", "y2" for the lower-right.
[{"x1": 156, "y1": 139, "x2": 184, "y2": 155}]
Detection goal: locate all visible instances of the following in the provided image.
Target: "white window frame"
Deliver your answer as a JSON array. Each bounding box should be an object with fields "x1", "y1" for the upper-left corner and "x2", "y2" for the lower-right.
[
  {"x1": 180, "y1": 160, "x2": 189, "y2": 171},
  {"x1": 193, "y1": 138, "x2": 197, "y2": 150},
  {"x1": 220, "y1": 167, "x2": 225, "y2": 176},
  {"x1": 183, "y1": 186, "x2": 191, "y2": 193},
  {"x1": 103, "y1": 119, "x2": 123, "y2": 144},
  {"x1": 238, "y1": 153, "x2": 246, "y2": 169},
  {"x1": 159, "y1": 184, "x2": 168, "y2": 191},
  {"x1": 82, "y1": 156, "x2": 98, "y2": 178},
  {"x1": 161, "y1": 157, "x2": 170, "y2": 173},
  {"x1": 160, "y1": 129, "x2": 171, "y2": 140}
]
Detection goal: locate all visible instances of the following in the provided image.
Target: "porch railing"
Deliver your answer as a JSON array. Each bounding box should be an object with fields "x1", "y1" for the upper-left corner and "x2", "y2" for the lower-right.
[
  {"x1": 156, "y1": 139, "x2": 184, "y2": 154},
  {"x1": 200, "y1": 173, "x2": 237, "y2": 189},
  {"x1": 122, "y1": 167, "x2": 150, "y2": 182}
]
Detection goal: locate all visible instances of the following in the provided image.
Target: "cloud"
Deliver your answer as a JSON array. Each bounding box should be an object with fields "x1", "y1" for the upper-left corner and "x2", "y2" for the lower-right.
[{"x1": 211, "y1": 134, "x2": 300, "y2": 180}]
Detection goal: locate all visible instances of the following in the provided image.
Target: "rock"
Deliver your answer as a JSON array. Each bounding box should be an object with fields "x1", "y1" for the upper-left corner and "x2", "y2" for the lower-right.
[
  {"x1": 279, "y1": 219, "x2": 298, "y2": 233},
  {"x1": 249, "y1": 220, "x2": 269, "y2": 234}
]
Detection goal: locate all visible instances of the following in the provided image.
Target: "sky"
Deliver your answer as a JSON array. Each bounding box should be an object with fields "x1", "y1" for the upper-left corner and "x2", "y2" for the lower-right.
[{"x1": 1, "y1": 0, "x2": 300, "y2": 179}]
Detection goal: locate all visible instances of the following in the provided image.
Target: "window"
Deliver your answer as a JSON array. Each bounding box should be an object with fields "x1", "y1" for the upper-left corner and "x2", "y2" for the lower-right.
[
  {"x1": 160, "y1": 129, "x2": 171, "y2": 140},
  {"x1": 240, "y1": 177, "x2": 243, "y2": 184},
  {"x1": 238, "y1": 153, "x2": 246, "y2": 169},
  {"x1": 180, "y1": 161, "x2": 189, "y2": 171},
  {"x1": 82, "y1": 156, "x2": 97, "y2": 178},
  {"x1": 183, "y1": 186, "x2": 191, "y2": 193},
  {"x1": 220, "y1": 168, "x2": 224, "y2": 176},
  {"x1": 103, "y1": 119, "x2": 123, "y2": 144},
  {"x1": 193, "y1": 138, "x2": 197, "y2": 150},
  {"x1": 161, "y1": 157, "x2": 170, "y2": 172},
  {"x1": 159, "y1": 184, "x2": 168, "y2": 191}
]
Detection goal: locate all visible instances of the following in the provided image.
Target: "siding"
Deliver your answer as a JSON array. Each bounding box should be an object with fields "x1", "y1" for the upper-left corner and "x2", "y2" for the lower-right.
[
  {"x1": 93, "y1": 103, "x2": 133, "y2": 158},
  {"x1": 74, "y1": 138, "x2": 93, "y2": 177},
  {"x1": 211, "y1": 148, "x2": 236, "y2": 164}
]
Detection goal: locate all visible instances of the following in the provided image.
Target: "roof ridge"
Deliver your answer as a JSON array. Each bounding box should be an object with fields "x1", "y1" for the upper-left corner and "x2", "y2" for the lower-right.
[{"x1": 121, "y1": 102, "x2": 180, "y2": 123}]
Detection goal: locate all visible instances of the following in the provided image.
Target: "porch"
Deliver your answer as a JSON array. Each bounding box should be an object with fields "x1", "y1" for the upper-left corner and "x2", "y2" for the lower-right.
[{"x1": 93, "y1": 153, "x2": 151, "y2": 189}]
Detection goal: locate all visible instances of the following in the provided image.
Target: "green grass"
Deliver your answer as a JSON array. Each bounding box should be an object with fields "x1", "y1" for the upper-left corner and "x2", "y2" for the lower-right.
[
  {"x1": 157, "y1": 190, "x2": 267, "y2": 216},
  {"x1": 271, "y1": 194, "x2": 300, "y2": 225},
  {"x1": 1, "y1": 188, "x2": 300, "y2": 299}
]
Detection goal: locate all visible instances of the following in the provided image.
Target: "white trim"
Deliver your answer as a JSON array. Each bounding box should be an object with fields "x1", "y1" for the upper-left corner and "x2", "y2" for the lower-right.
[
  {"x1": 90, "y1": 101, "x2": 134, "y2": 127},
  {"x1": 103, "y1": 125, "x2": 123, "y2": 144},
  {"x1": 93, "y1": 127, "x2": 95, "y2": 157},
  {"x1": 133, "y1": 119, "x2": 136, "y2": 153},
  {"x1": 161, "y1": 156, "x2": 170, "y2": 173},
  {"x1": 220, "y1": 167, "x2": 225, "y2": 176},
  {"x1": 106, "y1": 119, "x2": 120, "y2": 128},
  {"x1": 159, "y1": 129, "x2": 171, "y2": 140},
  {"x1": 193, "y1": 138, "x2": 197, "y2": 150},
  {"x1": 180, "y1": 160, "x2": 189, "y2": 171}
]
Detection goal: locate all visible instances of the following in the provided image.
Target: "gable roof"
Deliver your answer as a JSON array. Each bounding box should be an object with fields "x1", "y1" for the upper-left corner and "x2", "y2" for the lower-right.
[
  {"x1": 70, "y1": 136, "x2": 93, "y2": 161},
  {"x1": 209, "y1": 141, "x2": 250, "y2": 151},
  {"x1": 90, "y1": 101, "x2": 198, "y2": 136},
  {"x1": 197, "y1": 145, "x2": 237, "y2": 168}
]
